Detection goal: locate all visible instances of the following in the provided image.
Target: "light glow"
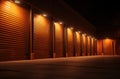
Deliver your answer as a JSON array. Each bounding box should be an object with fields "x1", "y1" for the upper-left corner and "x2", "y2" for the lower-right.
[
  {"x1": 82, "y1": 33, "x2": 86, "y2": 36},
  {"x1": 2, "y1": 1, "x2": 22, "y2": 16},
  {"x1": 75, "y1": 31, "x2": 79, "y2": 35},
  {"x1": 59, "y1": 22, "x2": 63, "y2": 24},
  {"x1": 54, "y1": 22, "x2": 62, "y2": 31},
  {"x1": 43, "y1": 14, "x2": 47, "y2": 17},
  {"x1": 67, "y1": 28, "x2": 73, "y2": 42},
  {"x1": 78, "y1": 31, "x2": 81, "y2": 33},
  {"x1": 70, "y1": 27, "x2": 74, "y2": 30},
  {"x1": 104, "y1": 38, "x2": 111, "y2": 44},
  {"x1": 87, "y1": 36, "x2": 90, "y2": 38},
  {"x1": 5, "y1": 1, "x2": 11, "y2": 9},
  {"x1": 14, "y1": 0, "x2": 21, "y2": 4}
]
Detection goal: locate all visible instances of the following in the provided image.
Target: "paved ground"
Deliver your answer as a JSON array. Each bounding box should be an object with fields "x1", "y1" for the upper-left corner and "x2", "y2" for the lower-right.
[{"x1": 0, "y1": 55, "x2": 120, "y2": 79}]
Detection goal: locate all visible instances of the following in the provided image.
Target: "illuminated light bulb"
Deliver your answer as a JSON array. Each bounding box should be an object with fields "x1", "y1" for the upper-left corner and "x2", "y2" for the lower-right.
[
  {"x1": 84, "y1": 33, "x2": 86, "y2": 36},
  {"x1": 75, "y1": 31, "x2": 78, "y2": 33},
  {"x1": 82, "y1": 34, "x2": 84, "y2": 36},
  {"x1": 59, "y1": 22, "x2": 63, "y2": 24},
  {"x1": 53, "y1": 22, "x2": 57, "y2": 25},
  {"x1": 14, "y1": 0, "x2": 21, "y2": 4},
  {"x1": 70, "y1": 27, "x2": 74, "y2": 30},
  {"x1": 43, "y1": 14, "x2": 47, "y2": 17},
  {"x1": 78, "y1": 31, "x2": 81, "y2": 33}
]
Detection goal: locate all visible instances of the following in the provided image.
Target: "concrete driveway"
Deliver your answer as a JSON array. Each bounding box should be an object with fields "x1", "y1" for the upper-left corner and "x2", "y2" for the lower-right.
[{"x1": 0, "y1": 55, "x2": 120, "y2": 79}]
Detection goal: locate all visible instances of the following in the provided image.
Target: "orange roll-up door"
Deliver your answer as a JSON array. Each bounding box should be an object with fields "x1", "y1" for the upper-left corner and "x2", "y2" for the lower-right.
[
  {"x1": 91, "y1": 38, "x2": 94, "y2": 55},
  {"x1": 34, "y1": 14, "x2": 50, "y2": 59},
  {"x1": 87, "y1": 36, "x2": 91, "y2": 55},
  {"x1": 54, "y1": 23, "x2": 64, "y2": 57},
  {"x1": 75, "y1": 32, "x2": 80, "y2": 56},
  {"x1": 0, "y1": 1, "x2": 29, "y2": 61},
  {"x1": 97, "y1": 40, "x2": 103, "y2": 55},
  {"x1": 103, "y1": 39, "x2": 114, "y2": 55},
  {"x1": 67, "y1": 28, "x2": 74, "y2": 57},
  {"x1": 82, "y1": 34, "x2": 86, "y2": 56}
]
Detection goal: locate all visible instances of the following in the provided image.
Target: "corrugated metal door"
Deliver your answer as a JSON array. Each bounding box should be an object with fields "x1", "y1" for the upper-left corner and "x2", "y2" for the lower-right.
[
  {"x1": 34, "y1": 14, "x2": 50, "y2": 59},
  {"x1": 87, "y1": 36, "x2": 91, "y2": 55},
  {"x1": 75, "y1": 32, "x2": 80, "y2": 56},
  {"x1": 0, "y1": 1, "x2": 29, "y2": 61},
  {"x1": 67, "y1": 28, "x2": 74, "y2": 57},
  {"x1": 82, "y1": 34, "x2": 86, "y2": 56},
  {"x1": 103, "y1": 39, "x2": 114, "y2": 55},
  {"x1": 54, "y1": 23, "x2": 63, "y2": 57},
  {"x1": 91, "y1": 38, "x2": 94, "y2": 55}
]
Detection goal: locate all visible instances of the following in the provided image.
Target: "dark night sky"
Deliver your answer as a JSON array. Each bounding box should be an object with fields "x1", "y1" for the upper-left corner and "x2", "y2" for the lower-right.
[{"x1": 63, "y1": 0, "x2": 120, "y2": 35}]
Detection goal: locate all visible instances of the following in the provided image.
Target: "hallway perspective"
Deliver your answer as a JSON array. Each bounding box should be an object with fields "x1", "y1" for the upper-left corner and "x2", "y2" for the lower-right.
[{"x1": 0, "y1": 55, "x2": 120, "y2": 79}]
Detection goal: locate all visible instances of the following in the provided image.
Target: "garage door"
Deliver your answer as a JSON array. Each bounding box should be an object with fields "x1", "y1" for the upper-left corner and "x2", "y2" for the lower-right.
[
  {"x1": 87, "y1": 36, "x2": 91, "y2": 55},
  {"x1": 34, "y1": 14, "x2": 50, "y2": 59},
  {"x1": 82, "y1": 34, "x2": 87, "y2": 56},
  {"x1": 75, "y1": 32, "x2": 80, "y2": 56},
  {"x1": 0, "y1": 1, "x2": 29, "y2": 61},
  {"x1": 67, "y1": 28, "x2": 74, "y2": 57},
  {"x1": 54, "y1": 22, "x2": 64, "y2": 57}
]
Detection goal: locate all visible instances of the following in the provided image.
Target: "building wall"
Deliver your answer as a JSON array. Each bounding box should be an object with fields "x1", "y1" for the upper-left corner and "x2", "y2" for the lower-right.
[
  {"x1": 0, "y1": 0, "x2": 98, "y2": 61},
  {"x1": 26, "y1": 0, "x2": 95, "y2": 35},
  {"x1": 116, "y1": 39, "x2": 120, "y2": 55},
  {"x1": 114, "y1": 30, "x2": 120, "y2": 55}
]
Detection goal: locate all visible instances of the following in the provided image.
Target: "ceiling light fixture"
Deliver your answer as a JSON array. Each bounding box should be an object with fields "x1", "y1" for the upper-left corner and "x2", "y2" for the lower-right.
[
  {"x1": 59, "y1": 22, "x2": 63, "y2": 24},
  {"x1": 70, "y1": 27, "x2": 74, "y2": 30},
  {"x1": 14, "y1": 0, "x2": 20, "y2": 4},
  {"x1": 43, "y1": 14, "x2": 47, "y2": 17}
]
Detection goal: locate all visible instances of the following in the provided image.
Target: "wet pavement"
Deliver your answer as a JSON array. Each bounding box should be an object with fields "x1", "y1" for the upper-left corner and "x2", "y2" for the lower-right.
[{"x1": 0, "y1": 55, "x2": 120, "y2": 79}]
